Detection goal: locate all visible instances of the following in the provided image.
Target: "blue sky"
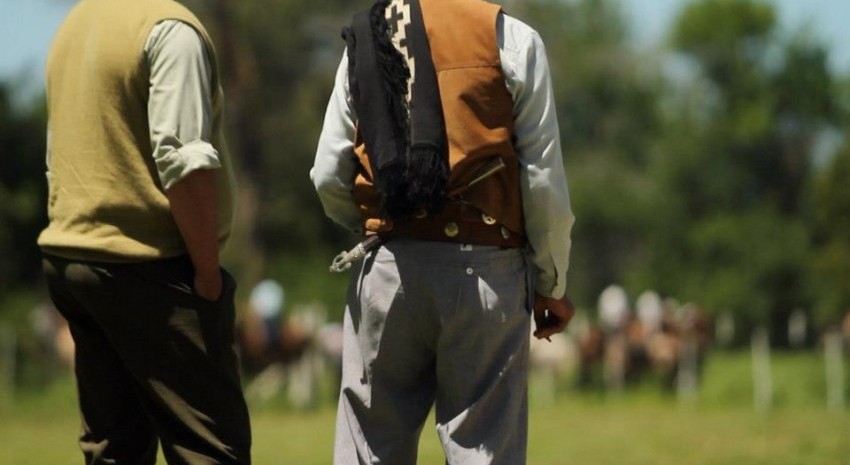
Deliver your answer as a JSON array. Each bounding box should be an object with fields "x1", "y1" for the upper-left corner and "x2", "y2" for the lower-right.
[
  {"x1": 624, "y1": 0, "x2": 850, "y2": 72},
  {"x1": 1, "y1": 0, "x2": 849, "y2": 93}
]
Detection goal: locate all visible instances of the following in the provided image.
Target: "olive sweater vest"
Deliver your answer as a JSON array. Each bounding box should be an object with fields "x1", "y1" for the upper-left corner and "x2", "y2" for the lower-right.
[
  {"x1": 352, "y1": 0, "x2": 524, "y2": 247},
  {"x1": 38, "y1": 0, "x2": 235, "y2": 262}
]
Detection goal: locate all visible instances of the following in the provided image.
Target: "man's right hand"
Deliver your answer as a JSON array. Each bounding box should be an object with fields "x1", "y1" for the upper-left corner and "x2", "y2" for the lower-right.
[
  {"x1": 194, "y1": 269, "x2": 223, "y2": 302},
  {"x1": 166, "y1": 169, "x2": 223, "y2": 303}
]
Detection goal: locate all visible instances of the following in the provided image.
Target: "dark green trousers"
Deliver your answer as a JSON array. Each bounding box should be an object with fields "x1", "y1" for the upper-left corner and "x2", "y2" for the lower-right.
[{"x1": 43, "y1": 254, "x2": 251, "y2": 465}]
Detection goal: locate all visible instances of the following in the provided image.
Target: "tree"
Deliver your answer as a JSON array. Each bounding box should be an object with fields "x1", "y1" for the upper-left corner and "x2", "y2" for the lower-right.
[
  {"x1": 809, "y1": 142, "x2": 850, "y2": 326},
  {"x1": 0, "y1": 85, "x2": 48, "y2": 298},
  {"x1": 644, "y1": 0, "x2": 842, "y2": 342},
  {"x1": 181, "y1": 0, "x2": 369, "y2": 288},
  {"x1": 509, "y1": 0, "x2": 665, "y2": 308},
  {"x1": 181, "y1": 0, "x2": 666, "y2": 312}
]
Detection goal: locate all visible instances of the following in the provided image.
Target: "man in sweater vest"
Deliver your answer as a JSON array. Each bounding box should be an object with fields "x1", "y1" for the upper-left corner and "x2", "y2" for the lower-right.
[
  {"x1": 39, "y1": 1, "x2": 251, "y2": 463},
  {"x1": 312, "y1": 0, "x2": 576, "y2": 463}
]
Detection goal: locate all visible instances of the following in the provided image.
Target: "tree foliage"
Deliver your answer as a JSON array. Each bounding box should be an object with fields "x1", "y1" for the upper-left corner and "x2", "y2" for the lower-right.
[
  {"x1": 509, "y1": 0, "x2": 664, "y2": 307},
  {"x1": 1, "y1": 0, "x2": 848, "y2": 342},
  {"x1": 809, "y1": 143, "x2": 850, "y2": 325},
  {"x1": 647, "y1": 0, "x2": 845, "y2": 338},
  {"x1": 0, "y1": 86, "x2": 47, "y2": 294}
]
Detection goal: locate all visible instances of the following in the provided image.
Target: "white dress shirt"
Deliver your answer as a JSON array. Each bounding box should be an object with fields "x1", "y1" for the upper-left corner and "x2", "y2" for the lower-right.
[
  {"x1": 311, "y1": 13, "x2": 575, "y2": 298},
  {"x1": 145, "y1": 20, "x2": 221, "y2": 191}
]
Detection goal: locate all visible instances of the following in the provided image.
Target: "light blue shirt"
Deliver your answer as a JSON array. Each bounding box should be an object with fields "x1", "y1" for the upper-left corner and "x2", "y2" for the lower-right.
[{"x1": 311, "y1": 14, "x2": 575, "y2": 298}]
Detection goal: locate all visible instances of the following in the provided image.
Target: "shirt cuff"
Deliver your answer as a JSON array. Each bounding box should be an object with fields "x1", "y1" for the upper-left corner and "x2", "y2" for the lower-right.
[
  {"x1": 533, "y1": 274, "x2": 565, "y2": 299},
  {"x1": 156, "y1": 138, "x2": 221, "y2": 190}
]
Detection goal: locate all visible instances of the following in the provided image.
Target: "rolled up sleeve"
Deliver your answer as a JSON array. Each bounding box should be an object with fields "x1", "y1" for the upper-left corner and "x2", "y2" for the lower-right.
[
  {"x1": 146, "y1": 20, "x2": 220, "y2": 191},
  {"x1": 154, "y1": 138, "x2": 221, "y2": 190}
]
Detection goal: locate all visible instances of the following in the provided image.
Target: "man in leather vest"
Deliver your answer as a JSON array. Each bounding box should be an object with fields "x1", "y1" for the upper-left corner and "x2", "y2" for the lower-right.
[{"x1": 312, "y1": 0, "x2": 575, "y2": 463}]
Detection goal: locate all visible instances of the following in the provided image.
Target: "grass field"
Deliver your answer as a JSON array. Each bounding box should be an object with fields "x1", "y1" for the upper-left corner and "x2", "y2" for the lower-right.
[{"x1": 1, "y1": 351, "x2": 848, "y2": 465}]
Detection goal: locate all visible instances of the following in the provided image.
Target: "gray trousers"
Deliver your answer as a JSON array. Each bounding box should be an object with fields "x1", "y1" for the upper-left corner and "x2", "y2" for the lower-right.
[
  {"x1": 333, "y1": 239, "x2": 530, "y2": 465},
  {"x1": 43, "y1": 254, "x2": 252, "y2": 465}
]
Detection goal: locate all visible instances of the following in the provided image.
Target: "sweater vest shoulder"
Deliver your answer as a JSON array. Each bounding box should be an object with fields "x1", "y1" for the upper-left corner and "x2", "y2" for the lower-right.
[{"x1": 39, "y1": 0, "x2": 235, "y2": 262}]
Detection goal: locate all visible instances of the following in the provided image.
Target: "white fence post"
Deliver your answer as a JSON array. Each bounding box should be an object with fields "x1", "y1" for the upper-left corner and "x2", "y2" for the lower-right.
[
  {"x1": 824, "y1": 331, "x2": 845, "y2": 412},
  {"x1": 751, "y1": 327, "x2": 772, "y2": 412},
  {"x1": 677, "y1": 335, "x2": 699, "y2": 402}
]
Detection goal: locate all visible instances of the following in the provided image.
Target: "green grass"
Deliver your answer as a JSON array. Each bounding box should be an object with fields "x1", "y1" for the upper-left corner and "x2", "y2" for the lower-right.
[{"x1": 2, "y1": 351, "x2": 848, "y2": 465}]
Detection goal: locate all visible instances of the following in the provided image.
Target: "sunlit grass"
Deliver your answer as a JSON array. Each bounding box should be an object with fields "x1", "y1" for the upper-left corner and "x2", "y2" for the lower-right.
[{"x1": 2, "y1": 351, "x2": 848, "y2": 465}]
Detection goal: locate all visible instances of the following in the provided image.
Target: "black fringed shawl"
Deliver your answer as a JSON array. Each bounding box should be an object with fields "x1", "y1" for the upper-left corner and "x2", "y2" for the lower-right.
[{"x1": 342, "y1": 0, "x2": 449, "y2": 220}]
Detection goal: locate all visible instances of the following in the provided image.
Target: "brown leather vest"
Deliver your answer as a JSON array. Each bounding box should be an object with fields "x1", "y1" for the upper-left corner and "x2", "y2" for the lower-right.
[{"x1": 352, "y1": 0, "x2": 524, "y2": 247}]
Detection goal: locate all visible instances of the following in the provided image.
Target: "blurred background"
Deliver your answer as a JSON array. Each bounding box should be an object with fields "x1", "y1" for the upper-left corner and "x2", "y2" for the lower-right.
[{"x1": 1, "y1": 0, "x2": 849, "y2": 464}]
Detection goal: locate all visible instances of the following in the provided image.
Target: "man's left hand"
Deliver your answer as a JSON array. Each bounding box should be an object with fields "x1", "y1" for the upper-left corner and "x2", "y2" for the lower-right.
[{"x1": 532, "y1": 294, "x2": 576, "y2": 341}]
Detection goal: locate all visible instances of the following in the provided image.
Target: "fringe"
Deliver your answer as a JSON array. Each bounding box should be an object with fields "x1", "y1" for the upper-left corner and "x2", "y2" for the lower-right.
[{"x1": 365, "y1": 0, "x2": 448, "y2": 219}]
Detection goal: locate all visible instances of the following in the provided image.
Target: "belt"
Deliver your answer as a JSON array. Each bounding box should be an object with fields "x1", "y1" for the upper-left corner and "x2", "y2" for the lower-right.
[{"x1": 382, "y1": 201, "x2": 524, "y2": 248}]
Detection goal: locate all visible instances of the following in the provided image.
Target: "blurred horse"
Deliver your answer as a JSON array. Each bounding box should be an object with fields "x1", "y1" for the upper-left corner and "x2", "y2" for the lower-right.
[
  {"x1": 235, "y1": 280, "x2": 341, "y2": 407},
  {"x1": 529, "y1": 326, "x2": 578, "y2": 403},
  {"x1": 576, "y1": 287, "x2": 713, "y2": 394},
  {"x1": 237, "y1": 301, "x2": 343, "y2": 408}
]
